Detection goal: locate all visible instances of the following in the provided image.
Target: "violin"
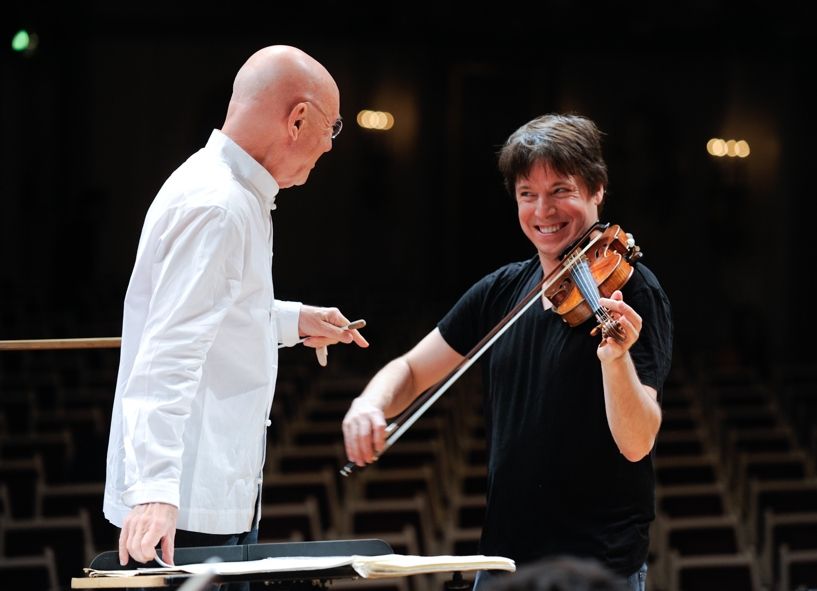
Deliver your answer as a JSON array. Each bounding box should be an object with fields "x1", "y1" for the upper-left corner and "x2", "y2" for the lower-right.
[
  {"x1": 340, "y1": 221, "x2": 642, "y2": 476},
  {"x1": 546, "y1": 221, "x2": 642, "y2": 341}
]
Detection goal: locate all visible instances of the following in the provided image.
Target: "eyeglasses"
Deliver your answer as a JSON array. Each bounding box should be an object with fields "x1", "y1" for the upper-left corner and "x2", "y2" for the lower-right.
[{"x1": 307, "y1": 101, "x2": 343, "y2": 139}]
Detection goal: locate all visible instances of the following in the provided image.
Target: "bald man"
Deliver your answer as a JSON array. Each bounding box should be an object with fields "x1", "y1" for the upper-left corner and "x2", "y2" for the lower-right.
[{"x1": 103, "y1": 46, "x2": 366, "y2": 567}]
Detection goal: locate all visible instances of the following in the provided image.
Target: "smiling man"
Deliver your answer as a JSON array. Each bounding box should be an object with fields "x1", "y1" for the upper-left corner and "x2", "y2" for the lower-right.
[{"x1": 341, "y1": 114, "x2": 673, "y2": 591}]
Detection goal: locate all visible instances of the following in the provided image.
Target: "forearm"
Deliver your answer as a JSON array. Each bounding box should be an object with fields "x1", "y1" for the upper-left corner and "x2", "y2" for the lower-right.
[
  {"x1": 358, "y1": 356, "x2": 421, "y2": 418},
  {"x1": 601, "y1": 353, "x2": 661, "y2": 462}
]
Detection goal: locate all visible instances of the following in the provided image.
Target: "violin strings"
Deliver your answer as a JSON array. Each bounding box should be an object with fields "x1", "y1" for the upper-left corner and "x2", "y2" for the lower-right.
[{"x1": 569, "y1": 258, "x2": 616, "y2": 331}]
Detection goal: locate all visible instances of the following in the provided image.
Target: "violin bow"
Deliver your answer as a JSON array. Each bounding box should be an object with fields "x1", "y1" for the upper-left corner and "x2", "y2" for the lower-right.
[{"x1": 0, "y1": 337, "x2": 121, "y2": 350}]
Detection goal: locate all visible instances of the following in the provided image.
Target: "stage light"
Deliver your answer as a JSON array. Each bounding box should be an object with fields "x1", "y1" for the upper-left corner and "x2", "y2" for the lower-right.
[
  {"x1": 11, "y1": 30, "x2": 30, "y2": 51},
  {"x1": 707, "y1": 138, "x2": 726, "y2": 157},
  {"x1": 11, "y1": 29, "x2": 39, "y2": 54},
  {"x1": 356, "y1": 110, "x2": 395, "y2": 131},
  {"x1": 735, "y1": 140, "x2": 750, "y2": 158},
  {"x1": 707, "y1": 137, "x2": 750, "y2": 158}
]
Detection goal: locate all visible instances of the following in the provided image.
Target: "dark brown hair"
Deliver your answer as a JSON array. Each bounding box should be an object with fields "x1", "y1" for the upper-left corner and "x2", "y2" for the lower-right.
[{"x1": 498, "y1": 114, "x2": 608, "y2": 206}]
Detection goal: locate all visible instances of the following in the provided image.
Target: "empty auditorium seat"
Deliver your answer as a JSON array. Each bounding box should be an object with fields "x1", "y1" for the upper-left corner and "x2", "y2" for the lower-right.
[
  {"x1": 667, "y1": 551, "x2": 763, "y2": 591},
  {"x1": 731, "y1": 449, "x2": 814, "y2": 512},
  {"x1": 0, "y1": 430, "x2": 75, "y2": 484},
  {"x1": 654, "y1": 453, "x2": 721, "y2": 488},
  {"x1": 656, "y1": 482, "x2": 732, "y2": 519},
  {"x1": 257, "y1": 498, "x2": 323, "y2": 542},
  {"x1": 779, "y1": 546, "x2": 817, "y2": 591},
  {"x1": 746, "y1": 477, "x2": 817, "y2": 549},
  {"x1": 653, "y1": 513, "x2": 746, "y2": 587},
  {"x1": 342, "y1": 495, "x2": 437, "y2": 555},
  {"x1": 760, "y1": 510, "x2": 817, "y2": 585},
  {"x1": 368, "y1": 440, "x2": 452, "y2": 490},
  {"x1": 35, "y1": 481, "x2": 116, "y2": 552},
  {"x1": 347, "y1": 465, "x2": 445, "y2": 529},
  {"x1": 0, "y1": 510, "x2": 94, "y2": 588},
  {"x1": 0, "y1": 456, "x2": 44, "y2": 518},
  {"x1": 266, "y1": 443, "x2": 347, "y2": 475},
  {"x1": 655, "y1": 428, "x2": 710, "y2": 458},
  {"x1": 440, "y1": 526, "x2": 481, "y2": 556},
  {"x1": 261, "y1": 468, "x2": 341, "y2": 534},
  {"x1": 0, "y1": 546, "x2": 59, "y2": 591},
  {"x1": 452, "y1": 464, "x2": 488, "y2": 498}
]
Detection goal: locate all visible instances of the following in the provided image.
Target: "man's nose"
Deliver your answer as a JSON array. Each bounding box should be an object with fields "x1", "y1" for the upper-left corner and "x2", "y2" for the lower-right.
[{"x1": 535, "y1": 197, "x2": 556, "y2": 217}]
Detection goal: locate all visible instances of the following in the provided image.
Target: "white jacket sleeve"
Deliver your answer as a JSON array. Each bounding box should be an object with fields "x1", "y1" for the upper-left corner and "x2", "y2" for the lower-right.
[
  {"x1": 274, "y1": 299, "x2": 302, "y2": 346},
  {"x1": 121, "y1": 205, "x2": 244, "y2": 508}
]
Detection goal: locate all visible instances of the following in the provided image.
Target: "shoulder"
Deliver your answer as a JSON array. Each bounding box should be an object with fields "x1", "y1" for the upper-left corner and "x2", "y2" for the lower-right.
[
  {"x1": 625, "y1": 262, "x2": 673, "y2": 327},
  {"x1": 452, "y1": 256, "x2": 540, "y2": 316},
  {"x1": 155, "y1": 153, "x2": 255, "y2": 223},
  {"x1": 478, "y1": 256, "x2": 541, "y2": 291},
  {"x1": 626, "y1": 263, "x2": 668, "y2": 299},
  {"x1": 631, "y1": 262, "x2": 663, "y2": 288}
]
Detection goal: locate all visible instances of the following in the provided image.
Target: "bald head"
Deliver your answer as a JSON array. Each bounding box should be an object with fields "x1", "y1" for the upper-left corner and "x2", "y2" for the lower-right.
[{"x1": 221, "y1": 45, "x2": 340, "y2": 187}]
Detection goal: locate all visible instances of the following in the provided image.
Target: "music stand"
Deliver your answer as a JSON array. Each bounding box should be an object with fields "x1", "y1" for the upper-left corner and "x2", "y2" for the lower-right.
[{"x1": 74, "y1": 539, "x2": 395, "y2": 589}]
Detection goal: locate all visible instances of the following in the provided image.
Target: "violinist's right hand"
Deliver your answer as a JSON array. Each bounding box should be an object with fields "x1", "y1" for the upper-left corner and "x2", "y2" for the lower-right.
[{"x1": 342, "y1": 397, "x2": 388, "y2": 466}]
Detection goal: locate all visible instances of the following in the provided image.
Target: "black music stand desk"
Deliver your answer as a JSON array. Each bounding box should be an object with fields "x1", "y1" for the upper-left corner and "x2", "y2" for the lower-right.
[{"x1": 73, "y1": 539, "x2": 395, "y2": 589}]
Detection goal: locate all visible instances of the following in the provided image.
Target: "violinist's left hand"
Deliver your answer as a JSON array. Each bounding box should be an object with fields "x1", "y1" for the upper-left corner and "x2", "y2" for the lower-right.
[{"x1": 597, "y1": 290, "x2": 642, "y2": 362}]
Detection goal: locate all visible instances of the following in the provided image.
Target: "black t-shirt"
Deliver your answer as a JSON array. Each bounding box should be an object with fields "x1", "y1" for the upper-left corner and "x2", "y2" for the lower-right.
[{"x1": 438, "y1": 256, "x2": 673, "y2": 577}]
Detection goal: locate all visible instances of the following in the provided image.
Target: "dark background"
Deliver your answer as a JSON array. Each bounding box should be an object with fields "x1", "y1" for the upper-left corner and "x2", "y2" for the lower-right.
[{"x1": 2, "y1": 0, "x2": 815, "y2": 377}]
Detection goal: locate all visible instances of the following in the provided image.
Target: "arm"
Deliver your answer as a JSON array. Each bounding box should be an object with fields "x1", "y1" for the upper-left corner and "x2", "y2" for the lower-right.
[
  {"x1": 342, "y1": 328, "x2": 463, "y2": 466},
  {"x1": 296, "y1": 304, "x2": 369, "y2": 348},
  {"x1": 275, "y1": 301, "x2": 369, "y2": 349},
  {"x1": 597, "y1": 290, "x2": 662, "y2": 462}
]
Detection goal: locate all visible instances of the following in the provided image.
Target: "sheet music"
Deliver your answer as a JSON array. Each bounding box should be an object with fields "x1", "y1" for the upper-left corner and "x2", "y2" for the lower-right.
[
  {"x1": 85, "y1": 554, "x2": 516, "y2": 579},
  {"x1": 352, "y1": 554, "x2": 515, "y2": 578}
]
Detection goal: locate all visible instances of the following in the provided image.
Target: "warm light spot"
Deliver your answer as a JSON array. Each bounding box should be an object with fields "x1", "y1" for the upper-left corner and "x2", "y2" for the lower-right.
[
  {"x1": 735, "y1": 140, "x2": 750, "y2": 158},
  {"x1": 707, "y1": 138, "x2": 726, "y2": 157},
  {"x1": 707, "y1": 137, "x2": 750, "y2": 158},
  {"x1": 357, "y1": 109, "x2": 395, "y2": 131}
]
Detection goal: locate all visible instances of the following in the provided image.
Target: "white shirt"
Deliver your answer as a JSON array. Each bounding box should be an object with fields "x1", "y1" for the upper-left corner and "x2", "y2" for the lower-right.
[{"x1": 104, "y1": 130, "x2": 301, "y2": 534}]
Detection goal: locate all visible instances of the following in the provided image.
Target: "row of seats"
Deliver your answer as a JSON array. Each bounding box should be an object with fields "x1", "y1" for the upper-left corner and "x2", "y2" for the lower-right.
[
  {"x1": 3, "y1": 351, "x2": 817, "y2": 590},
  {"x1": 647, "y1": 370, "x2": 817, "y2": 591}
]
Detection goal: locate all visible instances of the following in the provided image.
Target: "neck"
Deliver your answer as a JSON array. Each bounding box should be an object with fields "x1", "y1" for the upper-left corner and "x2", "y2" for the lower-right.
[{"x1": 538, "y1": 252, "x2": 561, "y2": 277}]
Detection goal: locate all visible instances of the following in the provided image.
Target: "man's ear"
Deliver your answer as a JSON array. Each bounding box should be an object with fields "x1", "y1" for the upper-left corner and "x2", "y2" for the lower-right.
[
  {"x1": 288, "y1": 102, "x2": 308, "y2": 140},
  {"x1": 592, "y1": 186, "x2": 604, "y2": 206}
]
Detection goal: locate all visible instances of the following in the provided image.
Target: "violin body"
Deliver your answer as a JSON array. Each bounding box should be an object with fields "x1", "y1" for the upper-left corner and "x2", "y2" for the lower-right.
[{"x1": 544, "y1": 223, "x2": 642, "y2": 330}]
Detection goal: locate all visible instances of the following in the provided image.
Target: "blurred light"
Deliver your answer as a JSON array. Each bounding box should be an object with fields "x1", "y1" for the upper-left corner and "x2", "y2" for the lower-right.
[
  {"x1": 357, "y1": 109, "x2": 395, "y2": 131},
  {"x1": 707, "y1": 138, "x2": 726, "y2": 157},
  {"x1": 11, "y1": 29, "x2": 39, "y2": 54},
  {"x1": 11, "y1": 30, "x2": 30, "y2": 52},
  {"x1": 707, "y1": 137, "x2": 750, "y2": 158}
]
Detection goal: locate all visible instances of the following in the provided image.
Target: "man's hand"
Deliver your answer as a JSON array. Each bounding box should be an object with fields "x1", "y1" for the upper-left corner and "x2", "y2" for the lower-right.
[
  {"x1": 298, "y1": 305, "x2": 369, "y2": 349},
  {"x1": 118, "y1": 502, "x2": 178, "y2": 566},
  {"x1": 342, "y1": 397, "x2": 389, "y2": 466},
  {"x1": 597, "y1": 290, "x2": 642, "y2": 362}
]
